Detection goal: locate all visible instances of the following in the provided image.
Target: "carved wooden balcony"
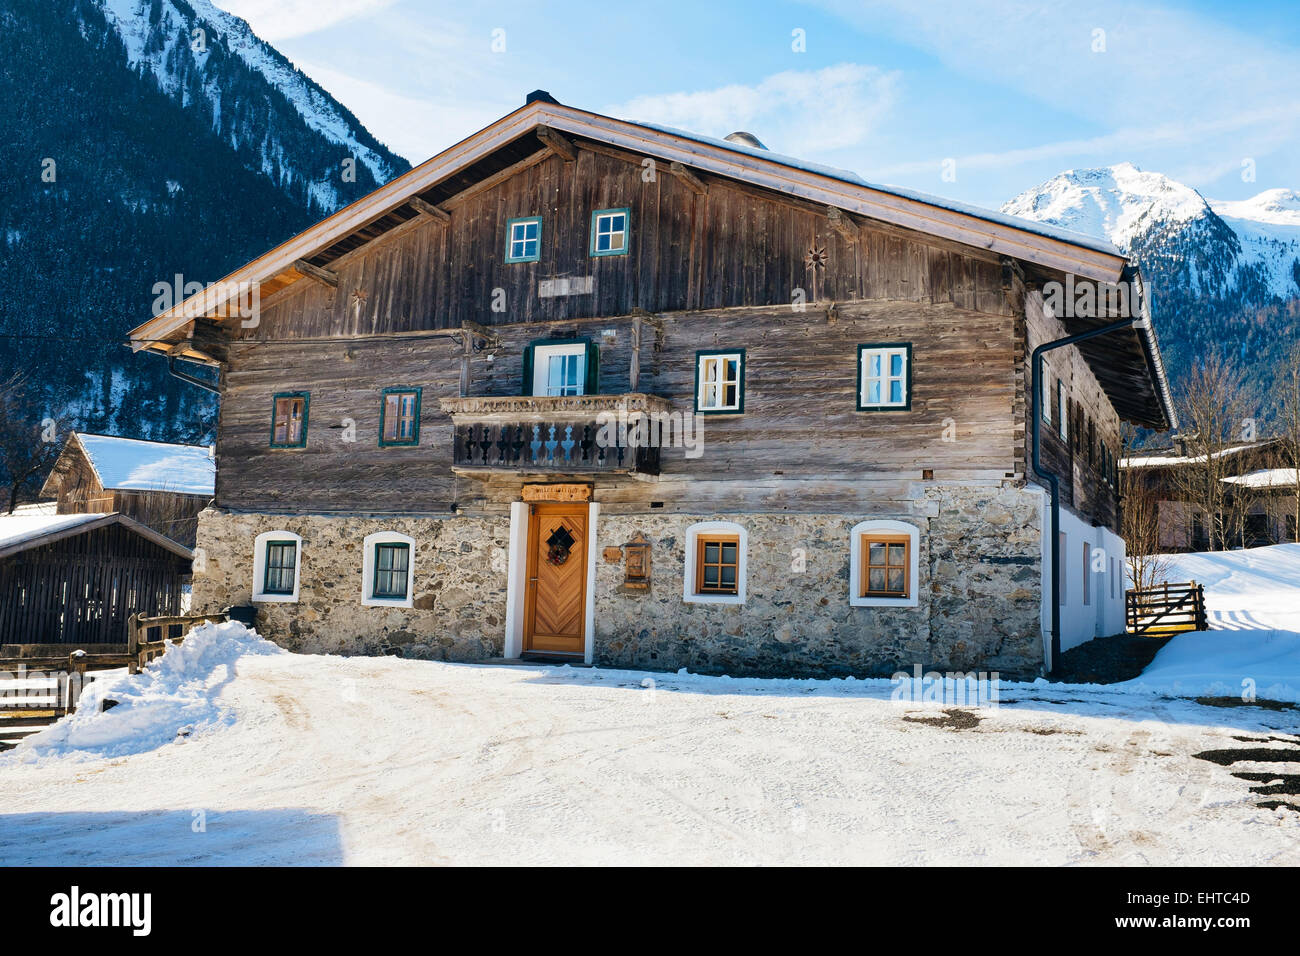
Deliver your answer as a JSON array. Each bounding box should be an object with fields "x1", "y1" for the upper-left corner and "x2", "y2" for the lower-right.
[{"x1": 439, "y1": 394, "x2": 671, "y2": 476}]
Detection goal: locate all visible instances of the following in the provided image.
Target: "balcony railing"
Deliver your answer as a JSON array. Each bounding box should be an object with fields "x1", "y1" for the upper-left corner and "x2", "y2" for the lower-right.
[{"x1": 439, "y1": 394, "x2": 671, "y2": 476}]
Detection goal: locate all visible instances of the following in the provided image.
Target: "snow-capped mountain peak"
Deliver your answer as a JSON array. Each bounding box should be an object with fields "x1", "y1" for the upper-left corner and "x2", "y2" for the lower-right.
[
  {"x1": 94, "y1": 0, "x2": 408, "y2": 213},
  {"x1": 1000, "y1": 163, "x2": 1211, "y2": 252},
  {"x1": 1211, "y1": 188, "x2": 1300, "y2": 227}
]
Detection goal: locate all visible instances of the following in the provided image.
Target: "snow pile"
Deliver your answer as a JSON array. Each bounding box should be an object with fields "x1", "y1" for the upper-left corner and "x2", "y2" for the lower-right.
[
  {"x1": 1120, "y1": 543, "x2": 1300, "y2": 703},
  {"x1": 6, "y1": 621, "x2": 283, "y2": 762}
]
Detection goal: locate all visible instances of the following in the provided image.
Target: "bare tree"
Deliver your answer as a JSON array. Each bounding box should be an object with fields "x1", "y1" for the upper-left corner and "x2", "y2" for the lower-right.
[
  {"x1": 1121, "y1": 426, "x2": 1172, "y2": 591},
  {"x1": 0, "y1": 372, "x2": 70, "y2": 513},
  {"x1": 1172, "y1": 352, "x2": 1255, "y2": 551}
]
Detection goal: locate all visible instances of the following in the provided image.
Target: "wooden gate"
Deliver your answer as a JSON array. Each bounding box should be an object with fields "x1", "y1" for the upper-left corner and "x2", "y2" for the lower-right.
[{"x1": 1125, "y1": 581, "x2": 1208, "y2": 635}]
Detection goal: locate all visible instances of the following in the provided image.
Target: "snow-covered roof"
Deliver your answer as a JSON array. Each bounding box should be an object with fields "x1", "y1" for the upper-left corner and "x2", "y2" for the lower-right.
[
  {"x1": 0, "y1": 513, "x2": 105, "y2": 552},
  {"x1": 1222, "y1": 468, "x2": 1300, "y2": 489},
  {"x1": 75, "y1": 433, "x2": 215, "y2": 495},
  {"x1": 640, "y1": 121, "x2": 1124, "y2": 258},
  {"x1": 1122, "y1": 444, "x2": 1260, "y2": 469},
  {"x1": 0, "y1": 512, "x2": 193, "y2": 560}
]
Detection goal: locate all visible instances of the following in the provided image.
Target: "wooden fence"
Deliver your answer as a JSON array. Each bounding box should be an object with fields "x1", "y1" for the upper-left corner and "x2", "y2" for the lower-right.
[
  {"x1": 1125, "y1": 581, "x2": 1208, "y2": 635},
  {"x1": 0, "y1": 612, "x2": 228, "y2": 748},
  {"x1": 127, "y1": 612, "x2": 228, "y2": 672}
]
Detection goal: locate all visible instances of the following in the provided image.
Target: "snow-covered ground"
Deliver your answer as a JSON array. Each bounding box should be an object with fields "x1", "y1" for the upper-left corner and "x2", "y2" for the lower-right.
[
  {"x1": 2, "y1": 613, "x2": 1298, "y2": 865},
  {"x1": 1120, "y1": 544, "x2": 1300, "y2": 704}
]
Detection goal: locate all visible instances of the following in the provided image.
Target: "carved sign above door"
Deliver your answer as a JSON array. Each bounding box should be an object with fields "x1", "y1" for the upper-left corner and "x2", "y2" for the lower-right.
[{"x1": 521, "y1": 483, "x2": 592, "y2": 503}]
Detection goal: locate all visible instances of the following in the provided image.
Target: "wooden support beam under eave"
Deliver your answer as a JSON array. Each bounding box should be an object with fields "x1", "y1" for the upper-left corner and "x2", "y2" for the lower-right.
[
  {"x1": 669, "y1": 161, "x2": 707, "y2": 195},
  {"x1": 827, "y1": 206, "x2": 858, "y2": 243},
  {"x1": 293, "y1": 258, "x2": 339, "y2": 289},
  {"x1": 536, "y1": 125, "x2": 578, "y2": 162},
  {"x1": 408, "y1": 195, "x2": 451, "y2": 225}
]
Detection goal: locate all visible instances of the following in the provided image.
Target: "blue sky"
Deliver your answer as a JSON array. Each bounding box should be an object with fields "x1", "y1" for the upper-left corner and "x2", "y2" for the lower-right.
[{"x1": 213, "y1": 0, "x2": 1300, "y2": 210}]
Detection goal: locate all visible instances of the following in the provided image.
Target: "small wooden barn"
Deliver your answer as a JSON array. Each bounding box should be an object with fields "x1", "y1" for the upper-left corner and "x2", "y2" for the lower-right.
[
  {"x1": 40, "y1": 433, "x2": 215, "y2": 547},
  {"x1": 0, "y1": 513, "x2": 192, "y2": 644}
]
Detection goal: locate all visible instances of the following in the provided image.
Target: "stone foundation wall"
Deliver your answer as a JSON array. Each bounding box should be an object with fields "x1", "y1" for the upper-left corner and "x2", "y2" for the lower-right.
[
  {"x1": 192, "y1": 510, "x2": 508, "y2": 659},
  {"x1": 193, "y1": 482, "x2": 1045, "y2": 678},
  {"x1": 593, "y1": 484, "x2": 1045, "y2": 680}
]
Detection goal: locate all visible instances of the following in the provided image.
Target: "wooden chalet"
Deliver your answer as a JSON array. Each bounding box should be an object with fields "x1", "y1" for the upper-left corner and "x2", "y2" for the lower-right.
[
  {"x1": 0, "y1": 513, "x2": 192, "y2": 644},
  {"x1": 40, "y1": 432, "x2": 215, "y2": 548},
  {"x1": 1124, "y1": 437, "x2": 1299, "y2": 551},
  {"x1": 128, "y1": 92, "x2": 1176, "y2": 677}
]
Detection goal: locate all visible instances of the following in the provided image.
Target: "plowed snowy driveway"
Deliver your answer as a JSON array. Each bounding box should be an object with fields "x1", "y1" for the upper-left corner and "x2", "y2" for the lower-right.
[{"x1": 1, "y1": 636, "x2": 1297, "y2": 865}]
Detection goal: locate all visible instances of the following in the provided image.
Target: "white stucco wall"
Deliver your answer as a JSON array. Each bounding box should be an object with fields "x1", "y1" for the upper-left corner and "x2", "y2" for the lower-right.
[{"x1": 1056, "y1": 505, "x2": 1127, "y2": 652}]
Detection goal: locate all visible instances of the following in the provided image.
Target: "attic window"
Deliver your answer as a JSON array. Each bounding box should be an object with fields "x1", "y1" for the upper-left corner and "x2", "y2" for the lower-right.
[
  {"x1": 590, "y1": 208, "x2": 629, "y2": 256},
  {"x1": 506, "y1": 216, "x2": 541, "y2": 263},
  {"x1": 270, "y1": 393, "x2": 309, "y2": 448}
]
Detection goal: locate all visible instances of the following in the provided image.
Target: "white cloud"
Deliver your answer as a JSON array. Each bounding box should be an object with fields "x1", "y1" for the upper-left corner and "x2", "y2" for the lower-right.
[
  {"x1": 812, "y1": 0, "x2": 1300, "y2": 131},
  {"x1": 869, "y1": 102, "x2": 1300, "y2": 182},
  {"x1": 609, "y1": 64, "x2": 900, "y2": 156},
  {"x1": 209, "y1": 0, "x2": 400, "y2": 41}
]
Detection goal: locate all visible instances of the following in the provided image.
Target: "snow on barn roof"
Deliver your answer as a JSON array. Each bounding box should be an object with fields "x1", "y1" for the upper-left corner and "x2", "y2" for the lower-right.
[
  {"x1": 0, "y1": 513, "x2": 105, "y2": 553},
  {"x1": 76, "y1": 433, "x2": 215, "y2": 495},
  {"x1": 1122, "y1": 444, "x2": 1260, "y2": 468},
  {"x1": 1222, "y1": 468, "x2": 1300, "y2": 489},
  {"x1": 0, "y1": 512, "x2": 193, "y2": 560}
]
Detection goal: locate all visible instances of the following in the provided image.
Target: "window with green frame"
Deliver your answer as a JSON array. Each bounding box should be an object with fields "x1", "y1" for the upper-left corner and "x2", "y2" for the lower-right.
[
  {"x1": 263, "y1": 540, "x2": 298, "y2": 595},
  {"x1": 270, "y1": 392, "x2": 309, "y2": 447},
  {"x1": 590, "y1": 208, "x2": 630, "y2": 256},
  {"x1": 379, "y1": 388, "x2": 421, "y2": 446},
  {"x1": 505, "y1": 216, "x2": 542, "y2": 263},
  {"x1": 373, "y1": 543, "x2": 410, "y2": 599},
  {"x1": 857, "y1": 343, "x2": 912, "y2": 410}
]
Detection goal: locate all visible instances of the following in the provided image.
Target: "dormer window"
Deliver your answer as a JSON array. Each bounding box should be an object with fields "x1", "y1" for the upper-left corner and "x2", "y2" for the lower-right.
[
  {"x1": 590, "y1": 208, "x2": 629, "y2": 256},
  {"x1": 505, "y1": 216, "x2": 541, "y2": 263},
  {"x1": 857, "y1": 344, "x2": 911, "y2": 410}
]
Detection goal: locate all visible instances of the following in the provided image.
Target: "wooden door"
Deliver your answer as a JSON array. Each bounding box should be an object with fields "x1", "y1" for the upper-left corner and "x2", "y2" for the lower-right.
[{"x1": 524, "y1": 503, "x2": 588, "y2": 654}]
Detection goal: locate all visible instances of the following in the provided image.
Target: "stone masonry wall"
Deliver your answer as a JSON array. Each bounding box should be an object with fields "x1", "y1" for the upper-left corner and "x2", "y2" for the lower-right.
[
  {"x1": 593, "y1": 484, "x2": 1045, "y2": 679},
  {"x1": 192, "y1": 510, "x2": 509, "y2": 659},
  {"x1": 193, "y1": 482, "x2": 1045, "y2": 678}
]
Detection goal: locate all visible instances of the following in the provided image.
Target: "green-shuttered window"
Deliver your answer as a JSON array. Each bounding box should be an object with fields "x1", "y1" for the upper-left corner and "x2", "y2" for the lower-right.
[
  {"x1": 373, "y1": 543, "x2": 410, "y2": 600},
  {"x1": 590, "y1": 208, "x2": 630, "y2": 256},
  {"x1": 263, "y1": 540, "x2": 297, "y2": 595},
  {"x1": 505, "y1": 216, "x2": 542, "y2": 263},
  {"x1": 857, "y1": 344, "x2": 912, "y2": 411},
  {"x1": 521, "y1": 339, "x2": 599, "y2": 396},
  {"x1": 379, "y1": 388, "x2": 421, "y2": 447},
  {"x1": 270, "y1": 393, "x2": 309, "y2": 448}
]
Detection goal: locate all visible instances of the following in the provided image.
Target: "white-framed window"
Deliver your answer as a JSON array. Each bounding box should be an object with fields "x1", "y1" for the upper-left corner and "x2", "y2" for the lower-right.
[
  {"x1": 1057, "y1": 380, "x2": 1068, "y2": 440},
  {"x1": 505, "y1": 216, "x2": 541, "y2": 263},
  {"x1": 362, "y1": 531, "x2": 416, "y2": 608},
  {"x1": 532, "y1": 342, "x2": 587, "y2": 396},
  {"x1": 252, "y1": 530, "x2": 302, "y2": 603},
  {"x1": 683, "y1": 521, "x2": 747, "y2": 605},
  {"x1": 590, "y1": 208, "x2": 629, "y2": 256},
  {"x1": 849, "y1": 520, "x2": 920, "y2": 608},
  {"x1": 858, "y1": 344, "x2": 911, "y2": 410},
  {"x1": 695, "y1": 350, "x2": 744, "y2": 413},
  {"x1": 1040, "y1": 364, "x2": 1053, "y2": 425}
]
